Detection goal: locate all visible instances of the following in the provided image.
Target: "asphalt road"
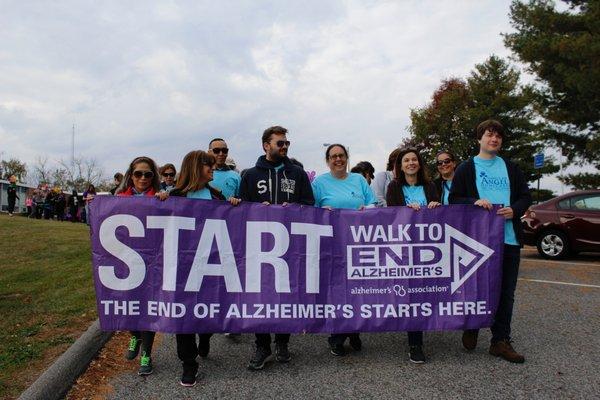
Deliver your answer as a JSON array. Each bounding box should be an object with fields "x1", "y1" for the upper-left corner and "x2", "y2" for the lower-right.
[{"x1": 106, "y1": 248, "x2": 600, "y2": 399}]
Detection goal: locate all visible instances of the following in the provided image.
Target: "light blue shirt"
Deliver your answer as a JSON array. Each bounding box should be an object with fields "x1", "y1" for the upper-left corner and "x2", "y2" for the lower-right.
[
  {"x1": 186, "y1": 188, "x2": 212, "y2": 200},
  {"x1": 211, "y1": 169, "x2": 240, "y2": 199},
  {"x1": 312, "y1": 172, "x2": 377, "y2": 210},
  {"x1": 441, "y1": 179, "x2": 452, "y2": 205},
  {"x1": 474, "y1": 156, "x2": 517, "y2": 245},
  {"x1": 402, "y1": 185, "x2": 428, "y2": 206}
]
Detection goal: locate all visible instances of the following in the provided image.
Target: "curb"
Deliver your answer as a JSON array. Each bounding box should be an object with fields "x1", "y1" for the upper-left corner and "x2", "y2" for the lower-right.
[{"x1": 18, "y1": 319, "x2": 113, "y2": 400}]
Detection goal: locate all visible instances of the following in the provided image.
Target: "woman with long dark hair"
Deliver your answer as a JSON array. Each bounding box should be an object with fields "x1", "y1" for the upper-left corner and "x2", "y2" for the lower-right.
[
  {"x1": 170, "y1": 150, "x2": 239, "y2": 387},
  {"x1": 386, "y1": 147, "x2": 440, "y2": 364},
  {"x1": 115, "y1": 156, "x2": 163, "y2": 375},
  {"x1": 312, "y1": 144, "x2": 377, "y2": 357}
]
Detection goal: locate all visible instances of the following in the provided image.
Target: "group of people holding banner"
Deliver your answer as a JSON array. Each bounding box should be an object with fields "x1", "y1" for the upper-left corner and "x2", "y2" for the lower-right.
[{"x1": 104, "y1": 119, "x2": 530, "y2": 387}]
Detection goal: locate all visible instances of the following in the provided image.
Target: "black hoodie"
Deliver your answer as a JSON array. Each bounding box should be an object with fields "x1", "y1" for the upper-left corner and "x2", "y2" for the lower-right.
[{"x1": 239, "y1": 155, "x2": 314, "y2": 205}]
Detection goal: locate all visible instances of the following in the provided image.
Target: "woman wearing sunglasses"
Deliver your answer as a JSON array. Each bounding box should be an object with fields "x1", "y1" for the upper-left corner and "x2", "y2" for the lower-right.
[
  {"x1": 433, "y1": 150, "x2": 457, "y2": 205},
  {"x1": 160, "y1": 163, "x2": 177, "y2": 193},
  {"x1": 312, "y1": 144, "x2": 377, "y2": 357},
  {"x1": 169, "y1": 150, "x2": 239, "y2": 387},
  {"x1": 115, "y1": 156, "x2": 163, "y2": 375},
  {"x1": 385, "y1": 147, "x2": 440, "y2": 364}
]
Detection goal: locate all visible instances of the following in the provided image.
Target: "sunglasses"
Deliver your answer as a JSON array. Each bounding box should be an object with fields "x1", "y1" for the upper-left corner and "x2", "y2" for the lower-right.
[
  {"x1": 133, "y1": 170, "x2": 154, "y2": 179},
  {"x1": 211, "y1": 147, "x2": 229, "y2": 155},
  {"x1": 436, "y1": 158, "x2": 453, "y2": 166},
  {"x1": 329, "y1": 153, "x2": 347, "y2": 160},
  {"x1": 162, "y1": 172, "x2": 175, "y2": 177},
  {"x1": 274, "y1": 140, "x2": 291, "y2": 148}
]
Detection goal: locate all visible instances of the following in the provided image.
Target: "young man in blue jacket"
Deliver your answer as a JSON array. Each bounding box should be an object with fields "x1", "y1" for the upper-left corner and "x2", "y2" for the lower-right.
[
  {"x1": 449, "y1": 119, "x2": 532, "y2": 363},
  {"x1": 239, "y1": 125, "x2": 315, "y2": 370}
]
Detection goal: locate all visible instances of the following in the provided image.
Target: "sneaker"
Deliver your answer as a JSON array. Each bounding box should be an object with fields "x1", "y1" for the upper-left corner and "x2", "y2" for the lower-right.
[
  {"x1": 248, "y1": 346, "x2": 272, "y2": 370},
  {"x1": 489, "y1": 339, "x2": 525, "y2": 363},
  {"x1": 349, "y1": 335, "x2": 362, "y2": 351},
  {"x1": 409, "y1": 345, "x2": 426, "y2": 364},
  {"x1": 180, "y1": 364, "x2": 199, "y2": 387},
  {"x1": 138, "y1": 353, "x2": 153, "y2": 375},
  {"x1": 126, "y1": 336, "x2": 141, "y2": 360},
  {"x1": 328, "y1": 339, "x2": 346, "y2": 357},
  {"x1": 275, "y1": 343, "x2": 291, "y2": 363},
  {"x1": 198, "y1": 336, "x2": 210, "y2": 358},
  {"x1": 462, "y1": 329, "x2": 479, "y2": 351}
]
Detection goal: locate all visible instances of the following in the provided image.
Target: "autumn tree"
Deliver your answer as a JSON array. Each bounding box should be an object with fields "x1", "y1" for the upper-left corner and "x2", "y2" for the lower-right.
[{"x1": 409, "y1": 55, "x2": 558, "y2": 182}]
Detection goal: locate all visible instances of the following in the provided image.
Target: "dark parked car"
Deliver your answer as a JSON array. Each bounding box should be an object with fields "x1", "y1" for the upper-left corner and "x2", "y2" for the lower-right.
[{"x1": 521, "y1": 190, "x2": 600, "y2": 259}]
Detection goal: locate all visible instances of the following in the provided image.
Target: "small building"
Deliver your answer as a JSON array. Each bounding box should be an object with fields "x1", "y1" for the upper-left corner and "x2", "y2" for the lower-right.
[{"x1": 0, "y1": 179, "x2": 36, "y2": 214}]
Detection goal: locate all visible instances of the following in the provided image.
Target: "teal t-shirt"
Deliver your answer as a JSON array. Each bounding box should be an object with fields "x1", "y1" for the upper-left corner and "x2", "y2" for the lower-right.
[
  {"x1": 211, "y1": 169, "x2": 240, "y2": 199},
  {"x1": 474, "y1": 156, "x2": 517, "y2": 245},
  {"x1": 186, "y1": 188, "x2": 212, "y2": 200},
  {"x1": 402, "y1": 185, "x2": 428, "y2": 206},
  {"x1": 312, "y1": 172, "x2": 377, "y2": 210},
  {"x1": 441, "y1": 179, "x2": 452, "y2": 205}
]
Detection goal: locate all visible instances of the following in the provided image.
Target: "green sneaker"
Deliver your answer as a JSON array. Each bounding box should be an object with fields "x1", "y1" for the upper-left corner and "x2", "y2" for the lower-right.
[
  {"x1": 138, "y1": 353, "x2": 153, "y2": 375},
  {"x1": 126, "y1": 336, "x2": 141, "y2": 360}
]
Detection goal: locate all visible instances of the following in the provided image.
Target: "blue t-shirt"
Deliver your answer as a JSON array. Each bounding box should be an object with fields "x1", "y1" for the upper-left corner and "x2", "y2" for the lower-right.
[
  {"x1": 441, "y1": 179, "x2": 452, "y2": 205},
  {"x1": 186, "y1": 188, "x2": 212, "y2": 200},
  {"x1": 402, "y1": 185, "x2": 428, "y2": 206},
  {"x1": 211, "y1": 169, "x2": 240, "y2": 199},
  {"x1": 474, "y1": 156, "x2": 517, "y2": 245},
  {"x1": 312, "y1": 172, "x2": 377, "y2": 210}
]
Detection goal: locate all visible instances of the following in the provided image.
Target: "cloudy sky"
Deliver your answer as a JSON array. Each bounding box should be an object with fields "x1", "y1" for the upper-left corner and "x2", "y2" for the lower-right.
[{"x1": 0, "y1": 0, "x2": 570, "y2": 193}]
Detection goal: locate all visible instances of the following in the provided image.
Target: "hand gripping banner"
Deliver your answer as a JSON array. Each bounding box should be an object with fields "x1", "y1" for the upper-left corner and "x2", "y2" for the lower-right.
[{"x1": 90, "y1": 196, "x2": 504, "y2": 334}]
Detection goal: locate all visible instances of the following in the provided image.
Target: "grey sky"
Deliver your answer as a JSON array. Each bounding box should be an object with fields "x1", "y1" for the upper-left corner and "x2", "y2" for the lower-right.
[{"x1": 0, "y1": 0, "x2": 569, "y2": 193}]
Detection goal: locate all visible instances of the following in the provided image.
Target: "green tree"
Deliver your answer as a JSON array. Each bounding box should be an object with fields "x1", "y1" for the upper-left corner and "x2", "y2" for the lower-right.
[
  {"x1": 0, "y1": 158, "x2": 28, "y2": 181},
  {"x1": 409, "y1": 55, "x2": 558, "y2": 182},
  {"x1": 504, "y1": 0, "x2": 600, "y2": 184}
]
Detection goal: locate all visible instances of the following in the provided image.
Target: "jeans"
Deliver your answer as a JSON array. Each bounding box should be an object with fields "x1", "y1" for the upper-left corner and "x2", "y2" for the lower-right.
[
  {"x1": 176, "y1": 333, "x2": 213, "y2": 367},
  {"x1": 490, "y1": 244, "x2": 521, "y2": 342},
  {"x1": 255, "y1": 333, "x2": 290, "y2": 349}
]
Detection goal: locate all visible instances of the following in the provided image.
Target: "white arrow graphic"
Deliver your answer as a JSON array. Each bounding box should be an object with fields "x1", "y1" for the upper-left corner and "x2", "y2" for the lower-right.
[{"x1": 445, "y1": 224, "x2": 494, "y2": 294}]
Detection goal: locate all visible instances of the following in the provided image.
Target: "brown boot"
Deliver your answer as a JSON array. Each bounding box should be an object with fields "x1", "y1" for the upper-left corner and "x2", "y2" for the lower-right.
[
  {"x1": 462, "y1": 330, "x2": 478, "y2": 351},
  {"x1": 489, "y1": 339, "x2": 525, "y2": 363}
]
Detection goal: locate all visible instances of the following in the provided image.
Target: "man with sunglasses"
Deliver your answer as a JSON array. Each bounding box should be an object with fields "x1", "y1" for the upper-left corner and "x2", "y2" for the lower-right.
[
  {"x1": 208, "y1": 138, "x2": 241, "y2": 200},
  {"x1": 239, "y1": 125, "x2": 315, "y2": 371}
]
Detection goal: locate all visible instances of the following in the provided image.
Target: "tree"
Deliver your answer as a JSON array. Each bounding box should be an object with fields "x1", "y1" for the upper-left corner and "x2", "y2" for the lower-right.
[
  {"x1": 409, "y1": 56, "x2": 559, "y2": 182},
  {"x1": 504, "y1": 0, "x2": 600, "y2": 183},
  {"x1": 32, "y1": 156, "x2": 52, "y2": 185},
  {"x1": 31, "y1": 156, "x2": 105, "y2": 191},
  {"x1": 0, "y1": 157, "x2": 28, "y2": 181},
  {"x1": 558, "y1": 172, "x2": 600, "y2": 190}
]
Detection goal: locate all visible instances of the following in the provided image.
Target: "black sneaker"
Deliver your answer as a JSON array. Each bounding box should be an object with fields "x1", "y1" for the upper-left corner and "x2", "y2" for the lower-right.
[
  {"x1": 180, "y1": 364, "x2": 199, "y2": 387},
  {"x1": 409, "y1": 345, "x2": 425, "y2": 364},
  {"x1": 275, "y1": 343, "x2": 291, "y2": 363},
  {"x1": 138, "y1": 353, "x2": 153, "y2": 375},
  {"x1": 248, "y1": 346, "x2": 272, "y2": 370},
  {"x1": 328, "y1": 339, "x2": 346, "y2": 357},
  {"x1": 126, "y1": 336, "x2": 141, "y2": 360},
  {"x1": 349, "y1": 335, "x2": 362, "y2": 351},
  {"x1": 198, "y1": 336, "x2": 210, "y2": 358}
]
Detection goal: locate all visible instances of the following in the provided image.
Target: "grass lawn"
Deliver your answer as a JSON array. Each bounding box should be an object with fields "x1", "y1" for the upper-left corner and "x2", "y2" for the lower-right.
[{"x1": 0, "y1": 214, "x2": 97, "y2": 399}]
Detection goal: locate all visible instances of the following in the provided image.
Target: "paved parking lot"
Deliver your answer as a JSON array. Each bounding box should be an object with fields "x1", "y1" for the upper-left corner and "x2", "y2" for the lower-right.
[{"x1": 106, "y1": 249, "x2": 600, "y2": 399}]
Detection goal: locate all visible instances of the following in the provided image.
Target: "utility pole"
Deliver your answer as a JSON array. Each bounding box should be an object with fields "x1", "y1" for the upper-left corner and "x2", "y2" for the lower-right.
[{"x1": 71, "y1": 123, "x2": 75, "y2": 167}]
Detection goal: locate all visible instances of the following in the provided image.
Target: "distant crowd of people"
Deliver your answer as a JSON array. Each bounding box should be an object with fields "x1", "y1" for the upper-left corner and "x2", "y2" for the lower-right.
[{"x1": 82, "y1": 119, "x2": 531, "y2": 388}]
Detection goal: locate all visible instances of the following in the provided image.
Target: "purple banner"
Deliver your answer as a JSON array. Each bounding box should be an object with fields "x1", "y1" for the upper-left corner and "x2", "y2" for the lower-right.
[{"x1": 90, "y1": 196, "x2": 504, "y2": 333}]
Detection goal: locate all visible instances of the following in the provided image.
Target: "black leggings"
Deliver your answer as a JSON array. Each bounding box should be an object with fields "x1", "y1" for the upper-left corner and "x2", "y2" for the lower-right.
[{"x1": 130, "y1": 330, "x2": 156, "y2": 356}]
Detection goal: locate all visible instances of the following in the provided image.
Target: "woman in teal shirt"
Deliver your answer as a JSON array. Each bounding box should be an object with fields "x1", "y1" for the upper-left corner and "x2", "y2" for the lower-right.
[
  {"x1": 312, "y1": 144, "x2": 377, "y2": 357},
  {"x1": 386, "y1": 147, "x2": 440, "y2": 364},
  {"x1": 170, "y1": 150, "x2": 239, "y2": 387}
]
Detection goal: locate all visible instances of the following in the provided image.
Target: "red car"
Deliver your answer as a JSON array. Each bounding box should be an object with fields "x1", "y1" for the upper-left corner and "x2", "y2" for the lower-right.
[{"x1": 521, "y1": 190, "x2": 600, "y2": 259}]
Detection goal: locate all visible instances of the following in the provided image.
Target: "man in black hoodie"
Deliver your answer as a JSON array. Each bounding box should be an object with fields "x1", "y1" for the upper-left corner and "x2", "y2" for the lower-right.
[
  {"x1": 449, "y1": 119, "x2": 531, "y2": 363},
  {"x1": 240, "y1": 125, "x2": 315, "y2": 370}
]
